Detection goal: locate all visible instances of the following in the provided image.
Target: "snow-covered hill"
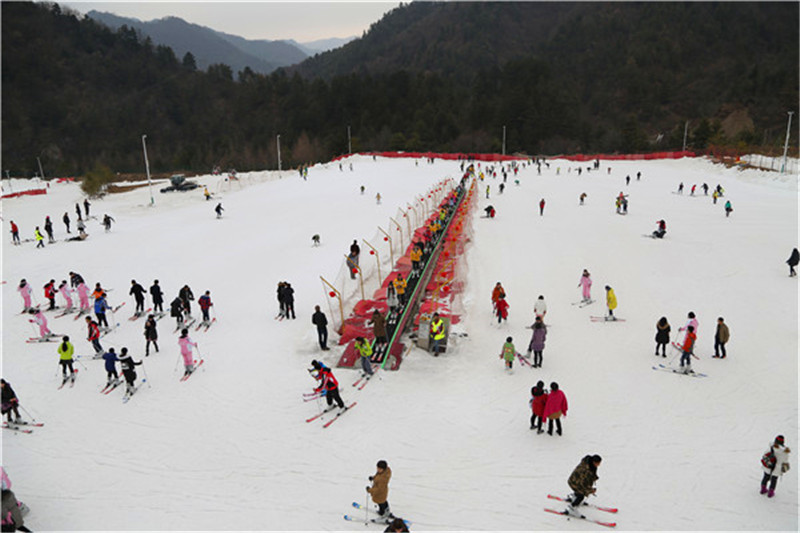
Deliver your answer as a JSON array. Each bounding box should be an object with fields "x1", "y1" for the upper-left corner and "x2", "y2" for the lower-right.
[{"x1": 1, "y1": 156, "x2": 797, "y2": 531}]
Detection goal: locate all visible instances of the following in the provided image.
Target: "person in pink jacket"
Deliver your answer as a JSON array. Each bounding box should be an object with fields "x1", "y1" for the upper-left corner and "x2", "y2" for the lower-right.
[
  {"x1": 76, "y1": 281, "x2": 91, "y2": 312},
  {"x1": 17, "y1": 279, "x2": 33, "y2": 311},
  {"x1": 58, "y1": 280, "x2": 74, "y2": 310},
  {"x1": 578, "y1": 270, "x2": 592, "y2": 303},
  {"x1": 1, "y1": 467, "x2": 31, "y2": 532},
  {"x1": 678, "y1": 311, "x2": 699, "y2": 344},
  {"x1": 543, "y1": 382, "x2": 568, "y2": 436},
  {"x1": 29, "y1": 308, "x2": 51, "y2": 338},
  {"x1": 178, "y1": 328, "x2": 198, "y2": 376}
]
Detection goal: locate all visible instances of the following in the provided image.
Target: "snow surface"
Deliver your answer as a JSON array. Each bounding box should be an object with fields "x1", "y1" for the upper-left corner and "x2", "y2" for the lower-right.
[{"x1": 1, "y1": 156, "x2": 798, "y2": 531}]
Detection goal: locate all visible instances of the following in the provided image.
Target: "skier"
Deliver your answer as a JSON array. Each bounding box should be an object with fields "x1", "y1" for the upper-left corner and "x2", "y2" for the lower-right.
[
  {"x1": 690, "y1": 184, "x2": 697, "y2": 196},
  {"x1": 369, "y1": 310, "x2": 387, "y2": 358},
  {"x1": 86, "y1": 316, "x2": 103, "y2": 355},
  {"x1": 57, "y1": 336, "x2": 76, "y2": 384},
  {"x1": 312, "y1": 305, "x2": 329, "y2": 351},
  {"x1": 178, "y1": 328, "x2": 198, "y2": 376},
  {"x1": 485, "y1": 184, "x2": 490, "y2": 199},
  {"x1": 34, "y1": 226, "x2": 45, "y2": 248},
  {"x1": 17, "y1": 279, "x2": 33, "y2": 312},
  {"x1": 150, "y1": 280, "x2": 164, "y2": 313},
  {"x1": 579, "y1": 193, "x2": 587, "y2": 205},
  {"x1": 578, "y1": 270, "x2": 592, "y2": 303},
  {"x1": 677, "y1": 182, "x2": 684, "y2": 194},
  {"x1": 564, "y1": 454, "x2": 603, "y2": 517},
  {"x1": 500, "y1": 336, "x2": 515, "y2": 371},
  {"x1": 144, "y1": 315, "x2": 159, "y2": 356},
  {"x1": 604, "y1": 285, "x2": 617, "y2": 320},
  {"x1": 678, "y1": 325, "x2": 697, "y2": 372},
  {"x1": 1, "y1": 468, "x2": 32, "y2": 532},
  {"x1": 76, "y1": 281, "x2": 90, "y2": 313},
  {"x1": 626, "y1": 175, "x2": 630, "y2": 186},
  {"x1": 543, "y1": 382, "x2": 568, "y2": 436},
  {"x1": 43, "y1": 279, "x2": 58, "y2": 310},
  {"x1": 197, "y1": 290, "x2": 213, "y2": 324},
  {"x1": 495, "y1": 294, "x2": 509, "y2": 324},
  {"x1": 130, "y1": 280, "x2": 146, "y2": 315},
  {"x1": 652, "y1": 219, "x2": 667, "y2": 239},
  {"x1": 712, "y1": 317, "x2": 730, "y2": 358},
  {"x1": 91, "y1": 282, "x2": 107, "y2": 301},
  {"x1": 117, "y1": 347, "x2": 142, "y2": 395},
  {"x1": 534, "y1": 295, "x2": 547, "y2": 321},
  {"x1": 724, "y1": 200, "x2": 733, "y2": 217},
  {"x1": 94, "y1": 292, "x2": 110, "y2": 329},
  {"x1": 102, "y1": 214, "x2": 114, "y2": 232},
  {"x1": 760, "y1": 435, "x2": 791, "y2": 498},
  {"x1": 312, "y1": 361, "x2": 345, "y2": 409},
  {"x1": 384, "y1": 517, "x2": 409, "y2": 533},
  {"x1": 786, "y1": 248, "x2": 799, "y2": 277},
  {"x1": 655, "y1": 316, "x2": 671, "y2": 357},
  {"x1": 355, "y1": 337, "x2": 374, "y2": 376},
  {"x1": 678, "y1": 311, "x2": 699, "y2": 344},
  {"x1": 83, "y1": 198, "x2": 91, "y2": 217},
  {"x1": 491, "y1": 282, "x2": 506, "y2": 313},
  {"x1": 312, "y1": 234, "x2": 321, "y2": 246},
  {"x1": 75, "y1": 218, "x2": 87, "y2": 238},
  {"x1": 712, "y1": 189, "x2": 719, "y2": 204},
  {"x1": 170, "y1": 297, "x2": 185, "y2": 327},
  {"x1": 499, "y1": 183, "x2": 505, "y2": 194},
  {"x1": 702, "y1": 183, "x2": 709, "y2": 195},
  {"x1": 29, "y1": 308, "x2": 51, "y2": 338},
  {"x1": 281, "y1": 283, "x2": 295, "y2": 319},
  {"x1": 376, "y1": 192, "x2": 382, "y2": 204},
  {"x1": 204, "y1": 186, "x2": 211, "y2": 201},
  {"x1": 214, "y1": 203, "x2": 224, "y2": 218},
  {"x1": 366, "y1": 460, "x2": 395, "y2": 524},
  {"x1": 58, "y1": 280, "x2": 74, "y2": 310},
  {"x1": 69, "y1": 271, "x2": 85, "y2": 289},
  {"x1": 636, "y1": 171, "x2": 641, "y2": 181},
  {"x1": 393, "y1": 274, "x2": 407, "y2": 306},
  {"x1": 529, "y1": 381, "x2": 548, "y2": 432},
  {"x1": 179, "y1": 285, "x2": 194, "y2": 317},
  {"x1": 10, "y1": 220, "x2": 21, "y2": 245},
  {"x1": 1, "y1": 379, "x2": 22, "y2": 424},
  {"x1": 483, "y1": 205, "x2": 495, "y2": 218},
  {"x1": 75, "y1": 202, "x2": 82, "y2": 221},
  {"x1": 527, "y1": 316, "x2": 547, "y2": 368},
  {"x1": 539, "y1": 198, "x2": 546, "y2": 216},
  {"x1": 102, "y1": 348, "x2": 119, "y2": 387},
  {"x1": 63, "y1": 212, "x2": 71, "y2": 233},
  {"x1": 44, "y1": 216, "x2": 55, "y2": 243}
]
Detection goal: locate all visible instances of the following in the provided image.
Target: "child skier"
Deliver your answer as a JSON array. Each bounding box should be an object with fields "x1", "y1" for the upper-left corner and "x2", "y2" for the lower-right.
[
  {"x1": 678, "y1": 311, "x2": 699, "y2": 344},
  {"x1": 355, "y1": 337, "x2": 374, "y2": 376},
  {"x1": 178, "y1": 328, "x2": 198, "y2": 377},
  {"x1": 117, "y1": 347, "x2": 142, "y2": 395},
  {"x1": 500, "y1": 336, "x2": 515, "y2": 371},
  {"x1": 679, "y1": 325, "x2": 697, "y2": 373},
  {"x1": 58, "y1": 280, "x2": 74, "y2": 310},
  {"x1": 760, "y1": 435, "x2": 791, "y2": 498},
  {"x1": 198, "y1": 290, "x2": 213, "y2": 324},
  {"x1": 529, "y1": 381, "x2": 548, "y2": 432},
  {"x1": 17, "y1": 279, "x2": 33, "y2": 312},
  {"x1": 102, "y1": 348, "x2": 119, "y2": 388},
  {"x1": 43, "y1": 280, "x2": 58, "y2": 310},
  {"x1": 76, "y1": 281, "x2": 90, "y2": 313},
  {"x1": 565, "y1": 455, "x2": 603, "y2": 517},
  {"x1": 29, "y1": 308, "x2": 51, "y2": 338},
  {"x1": 578, "y1": 270, "x2": 592, "y2": 303},
  {"x1": 86, "y1": 316, "x2": 102, "y2": 355},
  {"x1": 366, "y1": 460, "x2": 394, "y2": 524}
]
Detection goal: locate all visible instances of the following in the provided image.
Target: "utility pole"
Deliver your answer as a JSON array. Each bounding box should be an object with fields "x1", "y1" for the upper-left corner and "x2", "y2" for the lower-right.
[
  {"x1": 37, "y1": 157, "x2": 46, "y2": 181},
  {"x1": 277, "y1": 134, "x2": 282, "y2": 172},
  {"x1": 781, "y1": 111, "x2": 794, "y2": 174},
  {"x1": 682, "y1": 120, "x2": 689, "y2": 152},
  {"x1": 142, "y1": 134, "x2": 154, "y2": 206},
  {"x1": 502, "y1": 125, "x2": 506, "y2": 156}
]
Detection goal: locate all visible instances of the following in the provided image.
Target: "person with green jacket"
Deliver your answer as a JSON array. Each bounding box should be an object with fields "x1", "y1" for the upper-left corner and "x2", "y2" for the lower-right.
[
  {"x1": 355, "y1": 337, "x2": 374, "y2": 376},
  {"x1": 500, "y1": 336, "x2": 515, "y2": 371},
  {"x1": 57, "y1": 336, "x2": 76, "y2": 384},
  {"x1": 565, "y1": 454, "x2": 602, "y2": 517}
]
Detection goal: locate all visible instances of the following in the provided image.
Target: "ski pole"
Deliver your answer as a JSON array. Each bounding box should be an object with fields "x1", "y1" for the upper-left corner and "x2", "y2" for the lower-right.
[
  {"x1": 174, "y1": 352, "x2": 182, "y2": 373},
  {"x1": 141, "y1": 361, "x2": 152, "y2": 388},
  {"x1": 74, "y1": 358, "x2": 88, "y2": 370},
  {"x1": 20, "y1": 405, "x2": 37, "y2": 422},
  {"x1": 365, "y1": 488, "x2": 369, "y2": 525}
]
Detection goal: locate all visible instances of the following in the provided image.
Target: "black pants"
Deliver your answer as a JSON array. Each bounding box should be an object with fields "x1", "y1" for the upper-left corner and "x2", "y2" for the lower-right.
[
  {"x1": 533, "y1": 350, "x2": 543, "y2": 367},
  {"x1": 154, "y1": 300, "x2": 163, "y2": 312},
  {"x1": 107, "y1": 369, "x2": 119, "y2": 381},
  {"x1": 285, "y1": 302, "x2": 295, "y2": 319},
  {"x1": 761, "y1": 472, "x2": 778, "y2": 490},
  {"x1": 377, "y1": 501, "x2": 390, "y2": 516},
  {"x1": 325, "y1": 388, "x2": 345, "y2": 408},
  {"x1": 48, "y1": 297, "x2": 56, "y2": 310},
  {"x1": 714, "y1": 337, "x2": 727, "y2": 357},
  {"x1": 201, "y1": 308, "x2": 210, "y2": 321},
  {"x1": 146, "y1": 339, "x2": 159, "y2": 355},
  {"x1": 570, "y1": 493, "x2": 585, "y2": 507},
  {"x1": 96, "y1": 312, "x2": 108, "y2": 328},
  {"x1": 656, "y1": 342, "x2": 667, "y2": 356},
  {"x1": 547, "y1": 417, "x2": 562, "y2": 435},
  {"x1": 317, "y1": 327, "x2": 328, "y2": 349},
  {"x1": 135, "y1": 298, "x2": 145, "y2": 313},
  {"x1": 60, "y1": 359, "x2": 74, "y2": 376}
]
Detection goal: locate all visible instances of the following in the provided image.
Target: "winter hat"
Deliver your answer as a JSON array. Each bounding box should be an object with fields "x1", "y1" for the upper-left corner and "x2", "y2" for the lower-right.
[
  {"x1": 311, "y1": 360, "x2": 321, "y2": 370},
  {"x1": 377, "y1": 460, "x2": 388, "y2": 469},
  {"x1": 550, "y1": 382, "x2": 559, "y2": 391},
  {"x1": 688, "y1": 312, "x2": 696, "y2": 318},
  {"x1": 537, "y1": 380, "x2": 545, "y2": 388},
  {"x1": 775, "y1": 435, "x2": 785, "y2": 445},
  {"x1": 506, "y1": 336, "x2": 513, "y2": 342},
  {"x1": 592, "y1": 454, "x2": 603, "y2": 463}
]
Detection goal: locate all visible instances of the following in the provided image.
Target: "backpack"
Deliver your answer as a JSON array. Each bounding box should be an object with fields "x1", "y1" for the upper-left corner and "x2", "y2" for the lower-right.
[{"x1": 761, "y1": 450, "x2": 777, "y2": 470}]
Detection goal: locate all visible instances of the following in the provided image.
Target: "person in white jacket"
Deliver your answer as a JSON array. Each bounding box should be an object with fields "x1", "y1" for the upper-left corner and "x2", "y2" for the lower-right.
[
  {"x1": 760, "y1": 435, "x2": 791, "y2": 498},
  {"x1": 534, "y1": 295, "x2": 547, "y2": 321}
]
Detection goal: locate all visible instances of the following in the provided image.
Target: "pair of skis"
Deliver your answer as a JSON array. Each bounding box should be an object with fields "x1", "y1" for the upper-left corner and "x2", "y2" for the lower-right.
[
  {"x1": 590, "y1": 316, "x2": 626, "y2": 322},
  {"x1": 58, "y1": 371, "x2": 78, "y2": 389},
  {"x1": 180, "y1": 359, "x2": 205, "y2": 382},
  {"x1": 195, "y1": 318, "x2": 216, "y2": 331},
  {"x1": 2, "y1": 420, "x2": 44, "y2": 434},
  {"x1": 174, "y1": 318, "x2": 197, "y2": 333},
  {"x1": 544, "y1": 494, "x2": 617, "y2": 528},
  {"x1": 128, "y1": 308, "x2": 152, "y2": 321},
  {"x1": 571, "y1": 299, "x2": 595, "y2": 308},
  {"x1": 26, "y1": 334, "x2": 62, "y2": 343},
  {"x1": 651, "y1": 363, "x2": 708, "y2": 378},
  {"x1": 101, "y1": 379, "x2": 123, "y2": 394},
  {"x1": 122, "y1": 379, "x2": 147, "y2": 403},
  {"x1": 344, "y1": 501, "x2": 411, "y2": 527},
  {"x1": 305, "y1": 401, "x2": 357, "y2": 428}
]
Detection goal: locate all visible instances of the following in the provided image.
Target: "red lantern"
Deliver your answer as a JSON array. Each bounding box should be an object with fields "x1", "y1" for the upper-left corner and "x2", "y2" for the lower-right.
[
  {"x1": 329, "y1": 291, "x2": 336, "y2": 298},
  {"x1": 369, "y1": 250, "x2": 375, "y2": 255},
  {"x1": 383, "y1": 237, "x2": 388, "y2": 242}
]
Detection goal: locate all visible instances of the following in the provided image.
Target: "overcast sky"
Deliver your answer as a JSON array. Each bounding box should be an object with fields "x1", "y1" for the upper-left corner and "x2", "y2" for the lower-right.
[{"x1": 60, "y1": 1, "x2": 402, "y2": 42}]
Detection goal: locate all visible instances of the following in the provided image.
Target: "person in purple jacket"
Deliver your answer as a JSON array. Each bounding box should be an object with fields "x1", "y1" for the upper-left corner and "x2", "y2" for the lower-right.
[{"x1": 527, "y1": 316, "x2": 548, "y2": 368}]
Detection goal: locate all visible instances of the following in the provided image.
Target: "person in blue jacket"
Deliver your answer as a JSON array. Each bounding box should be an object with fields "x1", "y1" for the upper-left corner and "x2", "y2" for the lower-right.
[
  {"x1": 102, "y1": 347, "x2": 119, "y2": 387},
  {"x1": 94, "y1": 294, "x2": 110, "y2": 328}
]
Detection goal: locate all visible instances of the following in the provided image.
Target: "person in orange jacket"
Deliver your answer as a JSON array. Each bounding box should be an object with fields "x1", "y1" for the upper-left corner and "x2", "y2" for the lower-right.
[
  {"x1": 679, "y1": 325, "x2": 697, "y2": 372},
  {"x1": 491, "y1": 282, "x2": 505, "y2": 312}
]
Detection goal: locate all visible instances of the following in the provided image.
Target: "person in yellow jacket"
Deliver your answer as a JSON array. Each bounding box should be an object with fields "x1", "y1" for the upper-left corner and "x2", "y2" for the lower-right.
[
  {"x1": 429, "y1": 312, "x2": 445, "y2": 356},
  {"x1": 57, "y1": 336, "x2": 76, "y2": 384},
  {"x1": 605, "y1": 285, "x2": 617, "y2": 320},
  {"x1": 354, "y1": 337, "x2": 374, "y2": 376},
  {"x1": 34, "y1": 226, "x2": 45, "y2": 248},
  {"x1": 366, "y1": 460, "x2": 394, "y2": 523},
  {"x1": 409, "y1": 244, "x2": 423, "y2": 276},
  {"x1": 393, "y1": 274, "x2": 407, "y2": 305}
]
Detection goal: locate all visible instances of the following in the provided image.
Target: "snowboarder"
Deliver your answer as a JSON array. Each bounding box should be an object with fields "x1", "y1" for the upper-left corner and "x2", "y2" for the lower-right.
[
  {"x1": 312, "y1": 305, "x2": 329, "y2": 350},
  {"x1": 178, "y1": 329, "x2": 198, "y2": 376},
  {"x1": 534, "y1": 295, "x2": 547, "y2": 321},
  {"x1": 786, "y1": 248, "x2": 798, "y2": 277},
  {"x1": 58, "y1": 280, "x2": 74, "y2": 310},
  {"x1": 678, "y1": 325, "x2": 697, "y2": 372},
  {"x1": 655, "y1": 316, "x2": 671, "y2": 357},
  {"x1": 118, "y1": 347, "x2": 142, "y2": 395},
  {"x1": 44, "y1": 216, "x2": 55, "y2": 243},
  {"x1": 312, "y1": 361, "x2": 345, "y2": 409},
  {"x1": 179, "y1": 285, "x2": 194, "y2": 317},
  {"x1": 724, "y1": 200, "x2": 733, "y2": 217},
  {"x1": 75, "y1": 218, "x2": 87, "y2": 238},
  {"x1": 215, "y1": 203, "x2": 224, "y2": 218},
  {"x1": 366, "y1": 460, "x2": 395, "y2": 524},
  {"x1": 1, "y1": 468, "x2": 32, "y2": 532},
  {"x1": 43, "y1": 279, "x2": 58, "y2": 310},
  {"x1": 712, "y1": 317, "x2": 730, "y2": 358},
  {"x1": 355, "y1": 337, "x2": 374, "y2": 376},
  {"x1": 369, "y1": 310, "x2": 387, "y2": 358},
  {"x1": 198, "y1": 291, "x2": 213, "y2": 323},
  {"x1": 702, "y1": 183, "x2": 709, "y2": 195},
  {"x1": 29, "y1": 308, "x2": 51, "y2": 338},
  {"x1": 690, "y1": 184, "x2": 697, "y2": 196},
  {"x1": 34, "y1": 226, "x2": 44, "y2": 248},
  {"x1": 429, "y1": 312, "x2": 445, "y2": 356},
  {"x1": 102, "y1": 348, "x2": 119, "y2": 387},
  {"x1": 539, "y1": 198, "x2": 546, "y2": 216},
  {"x1": 495, "y1": 294, "x2": 509, "y2": 324},
  {"x1": 543, "y1": 382, "x2": 568, "y2": 436},
  {"x1": 760, "y1": 435, "x2": 791, "y2": 498},
  {"x1": 102, "y1": 214, "x2": 114, "y2": 232},
  {"x1": 57, "y1": 336, "x2": 76, "y2": 382},
  {"x1": 652, "y1": 219, "x2": 666, "y2": 239},
  {"x1": 144, "y1": 315, "x2": 159, "y2": 356},
  {"x1": 604, "y1": 285, "x2": 617, "y2": 320},
  {"x1": 10, "y1": 220, "x2": 21, "y2": 245},
  {"x1": 170, "y1": 297, "x2": 184, "y2": 327},
  {"x1": 86, "y1": 316, "x2": 102, "y2": 354},
  {"x1": 17, "y1": 279, "x2": 33, "y2": 312},
  {"x1": 530, "y1": 381, "x2": 548, "y2": 432},
  {"x1": 564, "y1": 454, "x2": 603, "y2": 517},
  {"x1": 150, "y1": 280, "x2": 164, "y2": 313},
  {"x1": 500, "y1": 336, "x2": 515, "y2": 371},
  {"x1": 527, "y1": 316, "x2": 547, "y2": 368},
  {"x1": 130, "y1": 280, "x2": 146, "y2": 315},
  {"x1": 1, "y1": 379, "x2": 22, "y2": 424},
  {"x1": 83, "y1": 198, "x2": 91, "y2": 217}
]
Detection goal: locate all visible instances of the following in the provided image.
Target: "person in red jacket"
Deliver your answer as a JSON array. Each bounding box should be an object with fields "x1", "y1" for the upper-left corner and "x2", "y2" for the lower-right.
[
  {"x1": 198, "y1": 291, "x2": 213, "y2": 323},
  {"x1": 312, "y1": 361, "x2": 345, "y2": 410},
  {"x1": 495, "y1": 294, "x2": 509, "y2": 324},
  {"x1": 44, "y1": 279, "x2": 58, "y2": 310},
  {"x1": 542, "y1": 382, "x2": 568, "y2": 436},
  {"x1": 10, "y1": 221, "x2": 20, "y2": 245},
  {"x1": 86, "y1": 316, "x2": 102, "y2": 354},
  {"x1": 530, "y1": 381, "x2": 548, "y2": 432},
  {"x1": 539, "y1": 198, "x2": 546, "y2": 216},
  {"x1": 679, "y1": 325, "x2": 697, "y2": 372}
]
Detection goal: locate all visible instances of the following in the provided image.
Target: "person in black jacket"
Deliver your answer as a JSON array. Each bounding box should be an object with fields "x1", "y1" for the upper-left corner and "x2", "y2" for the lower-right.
[
  {"x1": 178, "y1": 285, "x2": 194, "y2": 317},
  {"x1": 170, "y1": 297, "x2": 184, "y2": 327},
  {"x1": 69, "y1": 271, "x2": 84, "y2": 289},
  {"x1": 787, "y1": 247, "x2": 799, "y2": 277},
  {"x1": 276, "y1": 282, "x2": 286, "y2": 318},
  {"x1": 117, "y1": 347, "x2": 142, "y2": 395},
  {"x1": 150, "y1": 280, "x2": 164, "y2": 313},
  {"x1": 1, "y1": 379, "x2": 22, "y2": 424},
  {"x1": 312, "y1": 305, "x2": 329, "y2": 350},
  {"x1": 130, "y1": 280, "x2": 146, "y2": 315},
  {"x1": 281, "y1": 283, "x2": 296, "y2": 319},
  {"x1": 655, "y1": 316, "x2": 671, "y2": 357},
  {"x1": 44, "y1": 216, "x2": 55, "y2": 243},
  {"x1": 63, "y1": 212, "x2": 71, "y2": 233},
  {"x1": 144, "y1": 315, "x2": 159, "y2": 356}
]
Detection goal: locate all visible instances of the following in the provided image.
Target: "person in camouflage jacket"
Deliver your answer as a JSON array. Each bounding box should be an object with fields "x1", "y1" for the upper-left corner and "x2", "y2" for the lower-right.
[{"x1": 566, "y1": 454, "x2": 602, "y2": 512}]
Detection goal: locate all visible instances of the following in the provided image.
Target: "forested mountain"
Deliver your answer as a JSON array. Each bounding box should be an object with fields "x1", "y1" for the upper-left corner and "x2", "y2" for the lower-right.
[
  {"x1": 87, "y1": 10, "x2": 307, "y2": 74},
  {"x1": 2, "y1": 1, "x2": 797, "y2": 178}
]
